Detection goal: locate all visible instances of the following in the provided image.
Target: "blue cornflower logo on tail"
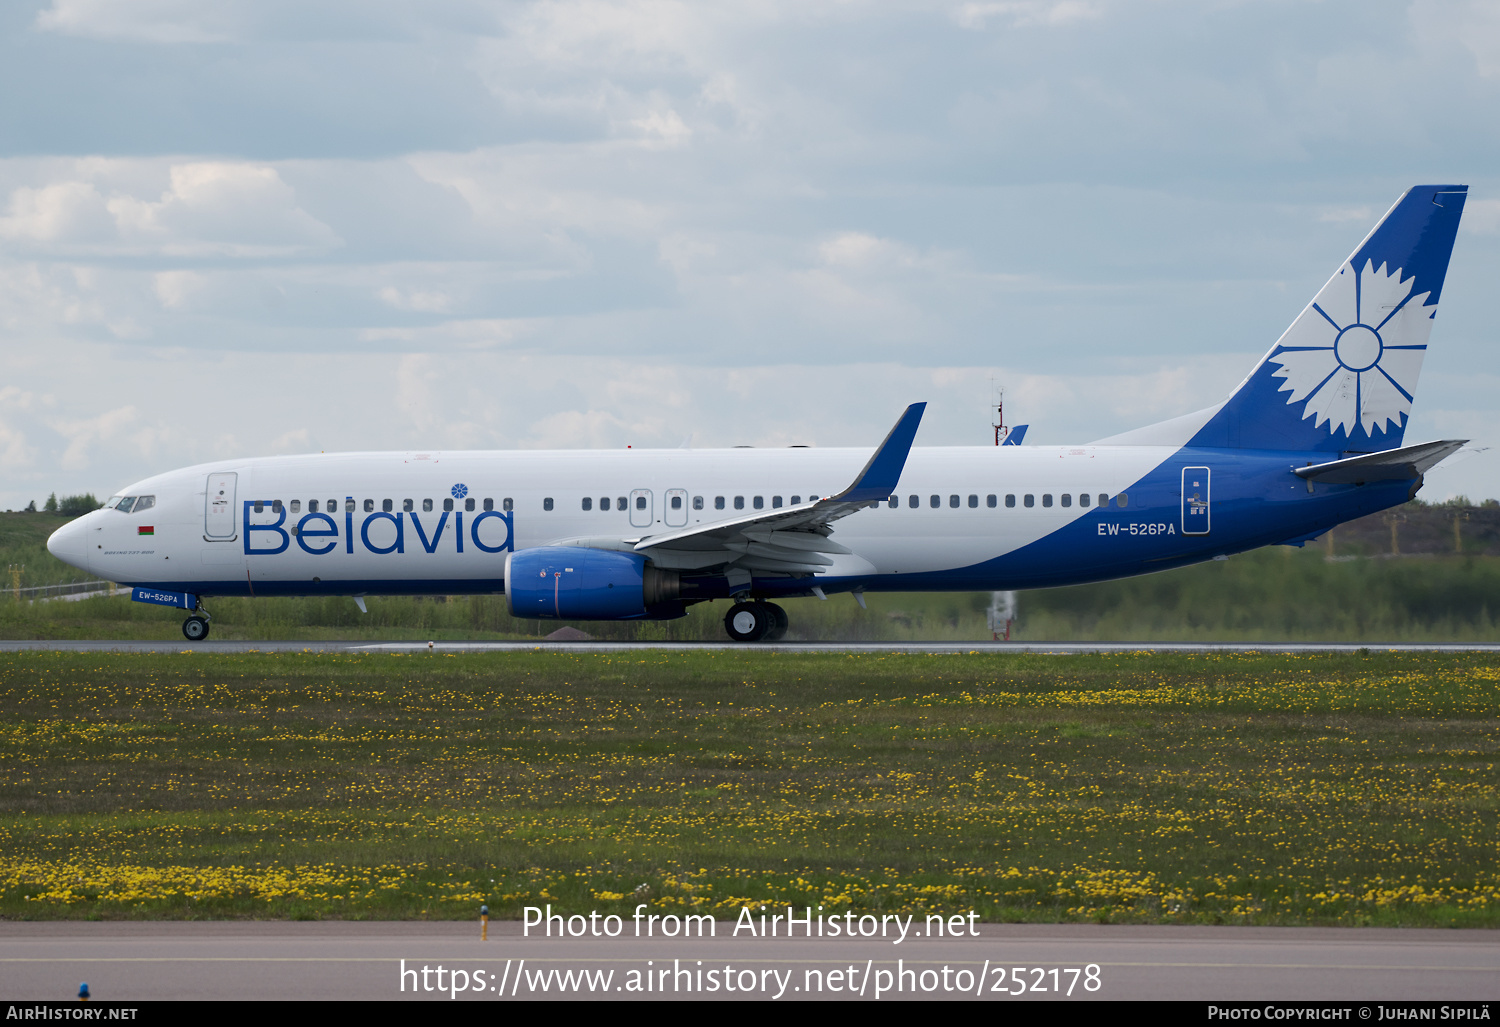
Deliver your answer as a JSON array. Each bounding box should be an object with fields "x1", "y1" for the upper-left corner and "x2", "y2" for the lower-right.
[{"x1": 1268, "y1": 260, "x2": 1433, "y2": 436}]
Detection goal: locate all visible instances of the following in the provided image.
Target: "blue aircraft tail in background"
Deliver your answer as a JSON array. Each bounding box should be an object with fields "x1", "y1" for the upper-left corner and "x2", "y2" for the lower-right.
[{"x1": 1186, "y1": 184, "x2": 1468, "y2": 454}]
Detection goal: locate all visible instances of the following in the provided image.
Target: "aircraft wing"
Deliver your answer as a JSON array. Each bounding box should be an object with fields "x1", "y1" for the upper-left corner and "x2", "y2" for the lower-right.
[
  {"x1": 627, "y1": 403, "x2": 926, "y2": 574},
  {"x1": 1294, "y1": 439, "x2": 1468, "y2": 484}
]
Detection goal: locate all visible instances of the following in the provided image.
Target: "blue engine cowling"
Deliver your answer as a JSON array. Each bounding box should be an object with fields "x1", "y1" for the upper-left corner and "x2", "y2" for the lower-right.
[{"x1": 504, "y1": 546, "x2": 680, "y2": 620}]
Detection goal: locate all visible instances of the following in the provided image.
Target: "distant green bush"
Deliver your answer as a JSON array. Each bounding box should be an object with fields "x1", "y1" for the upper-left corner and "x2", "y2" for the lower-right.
[{"x1": 56, "y1": 494, "x2": 101, "y2": 516}]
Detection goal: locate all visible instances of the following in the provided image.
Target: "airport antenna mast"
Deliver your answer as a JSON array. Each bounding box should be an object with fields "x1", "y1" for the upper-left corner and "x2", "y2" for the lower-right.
[{"x1": 991, "y1": 380, "x2": 1008, "y2": 446}]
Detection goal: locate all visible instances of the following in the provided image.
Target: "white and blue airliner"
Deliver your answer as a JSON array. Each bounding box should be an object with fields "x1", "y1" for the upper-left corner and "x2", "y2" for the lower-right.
[{"x1": 46, "y1": 185, "x2": 1472, "y2": 642}]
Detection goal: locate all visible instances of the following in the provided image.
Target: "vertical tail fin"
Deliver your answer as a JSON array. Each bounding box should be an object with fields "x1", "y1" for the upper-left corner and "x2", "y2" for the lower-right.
[{"x1": 1186, "y1": 185, "x2": 1468, "y2": 453}]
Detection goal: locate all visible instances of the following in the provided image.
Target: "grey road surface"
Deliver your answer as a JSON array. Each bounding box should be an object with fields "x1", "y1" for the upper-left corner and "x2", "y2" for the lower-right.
[
  {"x1": 1, "y1": 922, "x2": 1497, "y2": 1002},
  {"x1": 3, "y1": 640, "x2": 1500, "y2": 654}
]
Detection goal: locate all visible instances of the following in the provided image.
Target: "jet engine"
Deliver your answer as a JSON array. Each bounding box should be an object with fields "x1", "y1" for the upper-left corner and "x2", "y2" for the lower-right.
[{"x1": 503, "y1": 546, "x2": 681, "y2": 620}]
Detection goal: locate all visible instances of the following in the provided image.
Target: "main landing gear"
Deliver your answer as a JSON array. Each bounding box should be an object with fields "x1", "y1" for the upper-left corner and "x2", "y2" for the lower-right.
[
  {"x1": 724, "y1": 601, "x2": 788, "y2": 643},
  {"x1": 182, "y1": 603, "x2": 211, "y2": 642}
]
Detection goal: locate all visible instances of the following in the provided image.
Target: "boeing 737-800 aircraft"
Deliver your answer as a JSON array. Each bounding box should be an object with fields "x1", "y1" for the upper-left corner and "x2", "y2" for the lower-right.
[{"x1": 47, "y1": 185, "x2": 1471, "y2": 642}]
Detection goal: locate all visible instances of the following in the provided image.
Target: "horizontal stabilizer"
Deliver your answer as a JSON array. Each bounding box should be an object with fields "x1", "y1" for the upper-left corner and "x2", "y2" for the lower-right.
[{"x1": 1294, "y1": 439, "x2": 1467, "y2": 484}]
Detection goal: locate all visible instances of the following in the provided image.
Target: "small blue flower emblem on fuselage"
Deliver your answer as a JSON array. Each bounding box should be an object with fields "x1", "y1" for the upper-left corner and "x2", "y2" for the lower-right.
[{"x1": 451, "y1": 484, "x2": 469, "y2": 499}]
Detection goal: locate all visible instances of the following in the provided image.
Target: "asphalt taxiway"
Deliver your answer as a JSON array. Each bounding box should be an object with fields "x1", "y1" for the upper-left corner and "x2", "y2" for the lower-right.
[
  {"x1": 2, "y1": 922, "x2": 1496, "y2": 1002},
  {"x1": 4, "y1": 640, "x2": 1500, "y2": 654}
]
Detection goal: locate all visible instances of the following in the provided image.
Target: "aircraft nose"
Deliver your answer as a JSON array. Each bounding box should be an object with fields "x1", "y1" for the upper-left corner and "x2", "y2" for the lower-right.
[{"x1": 46, "y1": 517, "x2": 92, "y2": 574}]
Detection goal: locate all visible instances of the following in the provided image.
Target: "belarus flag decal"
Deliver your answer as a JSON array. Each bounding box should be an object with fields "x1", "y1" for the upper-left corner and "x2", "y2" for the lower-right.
[{"x1": 138, "y1": 526, "x2": 154, "y2": 535}]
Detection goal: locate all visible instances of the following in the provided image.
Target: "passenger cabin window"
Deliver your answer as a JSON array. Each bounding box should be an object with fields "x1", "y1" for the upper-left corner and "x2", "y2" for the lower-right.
[
  {"x1": 1099, "y1": 494, "x2": 1110, "y2": 507},
  {"x1": 636, "y1": 496, "x2": 647, "y2": 510},
  {"x1": 465, "y1": 498, "x2": 475, "y2": 512},
  {"x1": 403, "y1": 499, "x2": 413, "y2": 512},
  {"x1": 443, "y1": 498, "x2": 454, "y2": 512},
  {"x1": 422, "y1": 499, "x2": 432, "y2": 512},
  {"x1": 363, "y1": 499, "x2": 374, "y2": 513},
  {"x1": 987, "y1": 495, "x2": 997, "y2": 508},
  {"x1": 1042, "y1": 494, "x2": 1053, "y2": 508},
  {"x1": 888, "y1": 496, "x2": 898, "y2": 509},
  {"x1": 693, "y1": 496, "x2": 704, "y2": 510},
  {"x1": 271, "y1": 500, "x2": 282, "y2": 514},
  {"x1": 753, "y1": 496, "x2": 764, "y2": 510},
  {"x1": 771, "y1": 496, "x2": 782, "y2": 509},
  {"x1": 1024, "y1": 494, "x2": 1035, "y2": 508},
  {"x1": 1061, "y1": 494, "x2": 1072, "y2": 508},
  {"x1": 1005, "y1": 494, "x2": 1016, "y2": 508},
  {"x1": 341, "y1": 499, "x2": 351, "y2": 513},
  {"x1": 929, "y1": 495, "x2": 940, "y2": 509},
  {"x1": 715, "y1": 496, "x2": 725, "y2": 510},
  {"x1": 671, "y1": 495, "x2": 683, "y2": 510},
  {"x1": 382, "y1": 499, "x2": 393, "y2": 513},
  {"x1": 483, "y1": 498, "x2": 493, "y2": 512},
  {"x1": 1079, "y1": 494, "x2": 1090, "y2": 508},
  {"x1": 909, "y1": 495, "x2": 919, "y2": 509},
  {"x1": 543, "y1": 498, "x2": 554, "y2": 511},
  {"x1": 1116, "y1": 493, "x2": 1129, "y2": 507},
  {"x1": 253, "y1": 501, "x2": 265, "y2": 514},
  {"x1": 792, "y1": 495, "x2": 802, "y2": 505},
  {"x1": 968, "y1": 495, "x2": 978, "y2": 508},
  {"x1": 601, "y1": 497, "x2": 611, "y2": 511},
  {"x1": 949, "y1": 495, "x2": 959, "y2": 508},
  {"x1": 734, "y1": 497, "x2": 745, "y2": 510},
  {"x1": 309, "y1": 500, "x2": 319, "y2": 513},
  {"x1": 582, "y1": 497, "x2": 593, "y2": 511},
  {"x1": 506, "y1": 499, "x2": 516, "y2": 512}
]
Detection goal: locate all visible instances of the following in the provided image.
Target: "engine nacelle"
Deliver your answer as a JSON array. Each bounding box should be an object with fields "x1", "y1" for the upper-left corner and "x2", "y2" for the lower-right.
[{"x1": 503, "y1": 546, "x2": 680, "y2": 620}]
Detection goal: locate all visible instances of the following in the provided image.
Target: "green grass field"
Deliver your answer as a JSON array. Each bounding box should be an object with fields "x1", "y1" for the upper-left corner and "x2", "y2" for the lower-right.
[{"x1": 1, "y1": 650, "x2": 1496, "y2": 926}]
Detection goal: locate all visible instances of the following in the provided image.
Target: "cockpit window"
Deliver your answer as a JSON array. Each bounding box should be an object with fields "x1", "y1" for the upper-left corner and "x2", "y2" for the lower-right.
[
  {"x1": 104, "y1": 496, "x2": 123, "y2": 509},
  {"x1": 133, "y1": 495, "x2": 155, "y2": 513},
  {"x1": 115, "y1": 497, "x2": 137, "y2": 513}
]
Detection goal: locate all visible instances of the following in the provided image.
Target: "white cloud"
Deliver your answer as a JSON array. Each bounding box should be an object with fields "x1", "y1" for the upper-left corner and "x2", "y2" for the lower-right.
[
  {"x1": 952, "y1": 1, "x2": 1105, "y2": 30},
  {"x1": 35, "y1": 0, "x2": 241, "y2": 43},
  {"x1": 0, "y1": 423, "x2": 32, "y2": 471},
  {"x1": 49, "y1": 405, "x2": 140, "y2": 472},
  {"x1": 1317, "y1": 206, "x2": 1374, "y2": 225},
  {"x1": 153, "y1": 270, "x2": 207, "y2": 310},
  {"x1": 379, "y1": 286, "x2": 454, "y2": 314},
  {"x1": 0, "y1": 181, "x2": 116, "y2": 243},
  {"x1": 1460, "y1": 198, "x2": 1500, "y2": 235},
  {"x1": 629, "y1": 109, "x2": 693, "y2": 147},
  {"x1": 0, "y1": 161, "x2": 339, "y2": 258}
]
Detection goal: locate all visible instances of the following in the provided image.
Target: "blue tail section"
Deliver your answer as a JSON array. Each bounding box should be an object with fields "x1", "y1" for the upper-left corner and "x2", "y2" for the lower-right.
[{"x1": 1189, "y1": 185, "x2": 1467, "y2": 453}]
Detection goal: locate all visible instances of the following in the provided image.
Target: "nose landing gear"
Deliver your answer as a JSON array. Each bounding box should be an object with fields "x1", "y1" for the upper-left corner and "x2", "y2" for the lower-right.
[
  {"x1": 182, "y1": 602, "x2": 211, "y2": 642},
  {"x1": 724, "y1": 601, "x2": 788, "y2": 642}
]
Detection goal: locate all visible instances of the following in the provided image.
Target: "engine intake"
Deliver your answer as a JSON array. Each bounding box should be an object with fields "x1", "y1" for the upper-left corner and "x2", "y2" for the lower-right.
[{"x1": 504, "y1": 546, "x2": 680, "y2": 620}]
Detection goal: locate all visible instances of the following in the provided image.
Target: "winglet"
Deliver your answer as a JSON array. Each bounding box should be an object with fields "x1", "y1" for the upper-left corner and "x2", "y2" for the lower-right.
[{"x1": 831, "y1": 403, "x2": 926, "y2": 503}]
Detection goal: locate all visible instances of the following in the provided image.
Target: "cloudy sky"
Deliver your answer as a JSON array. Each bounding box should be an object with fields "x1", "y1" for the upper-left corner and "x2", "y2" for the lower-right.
[{"x1": 2, "y1": 0, "x2": 1498, "y2": 509}]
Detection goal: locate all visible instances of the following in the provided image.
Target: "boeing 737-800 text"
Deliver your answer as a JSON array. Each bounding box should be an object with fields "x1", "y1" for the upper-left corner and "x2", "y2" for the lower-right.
[{"x1": 46, "y1": 185, "x2": 1471, "y2": 642}]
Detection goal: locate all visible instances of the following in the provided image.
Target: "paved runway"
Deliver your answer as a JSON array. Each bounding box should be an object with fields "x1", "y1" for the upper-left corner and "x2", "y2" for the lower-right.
[
  {"x1": 2, "y1": 922, "x2": 1496, "y2": 1002},
  {"x1": 4, "y1": 639, "x2": 1500, "y2": 654}
]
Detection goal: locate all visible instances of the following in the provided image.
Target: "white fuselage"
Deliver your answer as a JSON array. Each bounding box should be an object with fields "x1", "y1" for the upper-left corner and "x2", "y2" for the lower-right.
[{"x1": 53, "y1": 445, "x2": 1173, "y2": 593}]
